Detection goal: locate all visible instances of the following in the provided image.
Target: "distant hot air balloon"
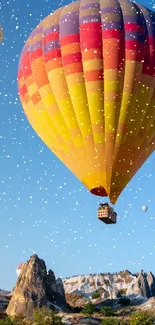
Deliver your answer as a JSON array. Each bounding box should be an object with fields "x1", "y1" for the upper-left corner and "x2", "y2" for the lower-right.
[
  {"x1": 0, "y1": 25, "x2": 3, "y2": 43},
  {"x1": 142, "y1": 205, "x2": 148, "y2": 212},
  {"x1": 18, "y1": 0, "x2": 155, "y2": 223},
  {"x1": 16, "y1": 263, "x2": 24, "y2": 276}
]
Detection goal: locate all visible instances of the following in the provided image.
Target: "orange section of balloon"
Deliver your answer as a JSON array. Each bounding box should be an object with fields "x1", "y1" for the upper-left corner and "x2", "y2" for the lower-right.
[{"x1": 18, "y1": 0, "x2": 155, "y2": 204}]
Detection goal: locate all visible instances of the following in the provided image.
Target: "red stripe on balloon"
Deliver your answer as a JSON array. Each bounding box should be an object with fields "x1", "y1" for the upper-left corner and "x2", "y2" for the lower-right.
[
  {"x1": 80, "y1": 22, "x2": 102, "y2": 51},
  {"x1": 18, "y1": 69, "x2": 23, "y2": 80},
  {"x1": 60, "y1": 34, "x2": 80, "y2": 47},
  {"x1": 124, "y1": 23, "x2": 144, "y2": 33},
  {"x1": 147, "y1": 36, "x2": 155, "y2": 46},
  {"x1": 19, "y1": 85, "x2": 27, "y2": 97},
  {"x1": 44, "y1": 48, "x2": 61, "y2": 62},
  {"x1": 125, "y1": 40, "x2": 144, "y2": 61},
  {"x1": 62, "y1": 52, "x2": 82, "y2": 66},
  {"x1": 22, "y1": 53, "x2": 32, "y2": 77},
  {"x1": 126, "y1": 40, "x2": 144, "y2": 51},
  {"x1": 142, "y1": 65, "x2": 154, "y2": 76},
  {"x1": 42, "y1": 31, "x2": 59, "y2": 46},
  {"x1": 144, "y1": 38, "x2": 155, "y2": 66},
  {"x1": 31, "y1": 48, "x2": 43, "y2": 61},
  {"x1": 102, "y1": 30, "x2": 123, "y2": 39}
]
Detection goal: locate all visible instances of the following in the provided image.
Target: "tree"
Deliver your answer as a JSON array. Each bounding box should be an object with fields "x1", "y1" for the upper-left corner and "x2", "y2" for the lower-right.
[
  {"x1": 33, "y1": 307, "x2": 63, "y2": 325},
  {"x1": 100, "y1": 306, "x2": 115, "y2": 317},
  {"x1": 130, "y1": 310, "x2": 155, "y2": 325},
  {"x1": 82, "y1": 301, "x2": 95, "y2": 317}
]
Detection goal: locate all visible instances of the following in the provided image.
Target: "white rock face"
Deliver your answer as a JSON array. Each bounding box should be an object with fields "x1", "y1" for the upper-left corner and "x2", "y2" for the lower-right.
[
  {"x1": 0, "y1": 290, "x2": 10, "y2": 295},
  {"x1": 63, "y1": 270, "x2": 155, "y2": 300}
]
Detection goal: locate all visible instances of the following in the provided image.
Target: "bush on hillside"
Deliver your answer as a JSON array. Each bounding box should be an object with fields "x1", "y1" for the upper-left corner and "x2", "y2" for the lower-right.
[
  {"x1": 100, "y1": 306, "x2": 115, "y2": 316},
  {"x1": 0, "y1": 317, "x2": 12, "y2": 325},
  {"x1": 33, "y1": 307, "x2": 63, "y2": 325},
  {"x1": 92, "y1": 291, "x2": 100, "y2": 299},
  {"x1": 82, "y1": 301, "x2": 95, "y2": 317},
  {"x1": 118, "y1": 289, "x2": 127, "y2": 296},
  {"x1": 130, "y1": 309, "x2": 155, "y2": 325},
  {"x1": 12, "y1": 317, "x2": 24, "y2": 325},
  {"x1": 0, "y1": 315, "x2": 30, "y2": 325}
]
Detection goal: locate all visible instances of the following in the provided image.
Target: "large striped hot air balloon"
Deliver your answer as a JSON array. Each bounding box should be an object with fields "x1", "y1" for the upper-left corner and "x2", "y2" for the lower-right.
[{"x1": 18, "y1": 0, "x2": 155, "y2": 209}]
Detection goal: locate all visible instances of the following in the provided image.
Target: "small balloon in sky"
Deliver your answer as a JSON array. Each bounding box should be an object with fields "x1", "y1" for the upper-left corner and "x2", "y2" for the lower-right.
[
  {"x1": 0, "y1": 25, "x2": 3, "y2": 43},
  {"x1": 16, "y1": 263, "x2": 25, "y2": 276},
  {"x1": 142, "y1": 205, "x2": 148, "y2": 212}
]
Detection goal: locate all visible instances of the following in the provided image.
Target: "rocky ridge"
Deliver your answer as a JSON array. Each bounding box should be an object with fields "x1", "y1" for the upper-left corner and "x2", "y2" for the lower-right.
[
  {"x1": 6, "y1": 255, "x2": 66, "y2": 318},
  {"x1": 63, "y1": 270, "x2": 155, "y2": 304},
  {"x1": 0, "y1": 290, "x2": 10, "y2": 296},
  {"x1": 2, "y1": 255, "x2": 155, "y2": 322}
]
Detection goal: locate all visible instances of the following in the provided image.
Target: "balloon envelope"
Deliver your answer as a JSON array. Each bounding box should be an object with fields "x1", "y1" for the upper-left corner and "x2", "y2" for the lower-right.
[
  {"x1": 142, "y1": 205, "x2": 148, "y2": 212},
  {"x1": 0, "y1": 25, "x2": 3, "y2": 43},
  {"x1": 18, "y1": 0, "x2": 155, "y2": 204},
  {"x1": 16, "y1": 263, "x2": 24, "y2": 276}
]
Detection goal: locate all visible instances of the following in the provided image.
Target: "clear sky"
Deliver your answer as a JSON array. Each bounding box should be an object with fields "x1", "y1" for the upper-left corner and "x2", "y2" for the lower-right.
[{"x1": 0, "y1": 0, "x2": 155, "y2": 291}]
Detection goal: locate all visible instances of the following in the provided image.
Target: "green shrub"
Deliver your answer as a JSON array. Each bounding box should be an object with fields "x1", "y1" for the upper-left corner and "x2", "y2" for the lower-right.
[
  {"x1": 101, "y1": 318, "x2": 129, "y2": 325},
  {"x1": 100, "y1": 306, "x2": 115, "y2": 317},
  {"x1": 119, "y1": 289, "x2": 127, "y2": 296},
  {"x1": 33, "y1": 307, "x2": 63, "y2": 325},
  {"x1": 92, "y1": 291, "x2": 100, "y2": 299},
  {"x1": 12, "y1": 317, "x2": 24, "y2": 325},
  {"x1": 82, "y1": 301, "x2": 95, "y2": 317},
  {"x1": 0, "y1": 315, "x2": 30, "y2": 325},
  {"x1": 130, "y1": 310, "x2": 155, "y2": 325},
  {"x1": 0, "y1": 317, "x2": 13, "y2": 325}
]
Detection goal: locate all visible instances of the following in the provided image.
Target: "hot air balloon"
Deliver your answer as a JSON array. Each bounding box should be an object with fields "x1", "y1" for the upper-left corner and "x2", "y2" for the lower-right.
[
  {"x1": 16, "y1": 263, "x2": 24, "y2": 276},
  {"x1": 0, "y1": 25, "x2": 3, "y2": 43},
  {"x1": 142, "y1": 205, "x2": 148, "y2": 212},
  {"x1": 18, "y1": 0, "x2": 155, "y2": 224}
]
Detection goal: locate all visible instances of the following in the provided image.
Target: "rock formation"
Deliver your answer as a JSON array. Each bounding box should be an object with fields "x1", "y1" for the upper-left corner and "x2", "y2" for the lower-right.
[
  {"x1": 147, "y1": 272, "x2": 155, "y2": 297},
  {"x1": 63, "y1": 270, "x2": 155, "y2": 304},
  {"x1": 5, "y1": 255, "x2": 155, "y2": 317},
  {"x1": 46, "y1": 269, "x2": 66, "y2": 306},
  {"x1": 131, "y1": 270, "x2": 151, "y2": 297},
  {"x1": 0, "y1": 290, "x2": 10, "y2": 296},
  {"x1": 6, "y1": 255, "x2": 66, "y2": 318},
  {"x1": 0, "y1": 295, "x2": 10, "y2": 313}
]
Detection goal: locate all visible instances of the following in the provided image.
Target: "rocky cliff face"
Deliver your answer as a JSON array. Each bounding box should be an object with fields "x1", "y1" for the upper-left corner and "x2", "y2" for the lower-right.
[
  {"x1": 63, "y1": 270, "x2": 155, "y2": 301},
  {"x1": 5, "y1": 255, "x2": 155, "y2": 317},
  {"x1": 6, "y1": 255, "x2": 66, "y2": 318}
]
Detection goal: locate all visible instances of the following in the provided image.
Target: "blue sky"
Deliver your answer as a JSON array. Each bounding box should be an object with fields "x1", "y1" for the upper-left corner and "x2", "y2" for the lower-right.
[{"x1": 0, "y1": 0, "x2": 155, "y2": 291}]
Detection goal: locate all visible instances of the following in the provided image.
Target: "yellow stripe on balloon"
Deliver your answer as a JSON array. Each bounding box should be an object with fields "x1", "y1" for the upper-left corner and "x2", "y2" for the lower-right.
[
  {"x1": 68, "y1": 83, "x2": 93, "y2": 136},
  {"x1": 24, "y1": 92, "x2": 86, "y2": 179},
  {"x1": 27, "y1": 82, "x2": 38, "y2": 98},
  {"x1": 83, "y1": 59, "x2": 103, "y2": 71}
]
